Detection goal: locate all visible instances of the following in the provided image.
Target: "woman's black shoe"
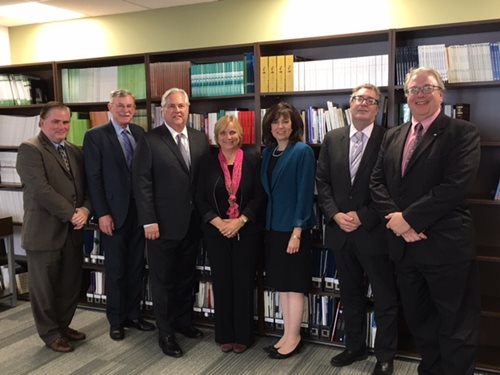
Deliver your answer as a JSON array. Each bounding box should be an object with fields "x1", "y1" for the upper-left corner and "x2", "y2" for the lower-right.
[{"x1": 268, "y1": 340, "x2": 302, "y2": 359}]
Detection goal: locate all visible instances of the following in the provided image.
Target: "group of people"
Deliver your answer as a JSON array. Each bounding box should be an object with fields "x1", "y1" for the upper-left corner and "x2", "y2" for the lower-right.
[{"x1": 15, "y1": 66, "x2": 480, "y2": 375}]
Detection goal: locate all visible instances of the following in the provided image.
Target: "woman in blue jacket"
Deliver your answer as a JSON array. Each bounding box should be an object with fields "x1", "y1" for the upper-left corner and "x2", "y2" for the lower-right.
[{"x1": 261, "y1": 102, "x2": 316, "y2": 359}]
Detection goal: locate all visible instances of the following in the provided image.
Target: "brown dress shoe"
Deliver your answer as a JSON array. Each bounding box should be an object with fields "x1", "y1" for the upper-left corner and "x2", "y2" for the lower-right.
[
  {"x1": 64, "y1": 328, "x2": 86, "y2": 341},
  {"x1": 47, "y1": 337, "x2": 74, "y2": 353},
  {"x1": 233, "y1": 344, "x2": 248, "y2": 353},
  {"x1": 220, "y1": 343, "x2": 233, "y2": 352}
]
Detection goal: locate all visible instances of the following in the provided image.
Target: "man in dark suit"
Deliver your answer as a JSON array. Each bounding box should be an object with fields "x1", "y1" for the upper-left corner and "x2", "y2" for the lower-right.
[
  {"x1": 317, "y1": 84, "x2": 398, "y2": 375},
  {"x1": 370, "y1": 67, "x2": 481, "y2": 375},
  {"x1": 16, "y1": 102, "x2": 91, "y2": 353},
  {"x1": 133, "y1": 87, "x2": 210, "y2": 357},
  {"x1": 83, "y1": 89, "x2": 154, "y2": 341}
]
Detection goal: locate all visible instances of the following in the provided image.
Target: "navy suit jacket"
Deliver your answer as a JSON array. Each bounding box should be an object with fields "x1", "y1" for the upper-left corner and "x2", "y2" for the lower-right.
[
  {"x1": 370, "y1": 112, "x2": 480, "y2": 264},
  {"x1": 316, "y1": 125, "x2": 386, "y2": 253},
  {"x1": 133, "y1": 124, "x2": 210, "y2": 240},
  {"x1": 83, "y1": 122, "x2": 145, "y2": 228},
  {"x1": 261, "y1": 142, "x2": 316, "y2": 231}
]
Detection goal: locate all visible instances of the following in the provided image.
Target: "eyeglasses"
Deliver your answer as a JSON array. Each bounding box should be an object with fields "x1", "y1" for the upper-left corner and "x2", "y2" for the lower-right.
[
  {"x1": 406, "y1": 85, "x2": 441, "y2": 95},
  {"x1": 350, "y1": 96, "x2": 379, "y2": 106}
]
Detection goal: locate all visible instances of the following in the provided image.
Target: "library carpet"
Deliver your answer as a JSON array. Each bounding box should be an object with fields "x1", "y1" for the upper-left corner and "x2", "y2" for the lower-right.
[{"x1": 0, "y1": 301, "x2": 489, "y2": 375}]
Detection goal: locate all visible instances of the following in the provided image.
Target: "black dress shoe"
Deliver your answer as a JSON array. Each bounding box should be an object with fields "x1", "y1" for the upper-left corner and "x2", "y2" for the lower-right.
[
  {"x1": 268, "y1": 340, "x2": 302, "y2": 359},
  {"x1": 372, "y1": 361, "x2": 394, "y2": 375},
  {"x1": 160, "y1": 335, "x2": 183, "y2": 358},
  {"x1": 175, "y1": 325, "x2": 204, "y2": 339},
  {"x1": 110, "y1": 327, "x2": 124, "y2": 341},
  {"x1": 124, "y1": 318, "x2": 156, "y2": 331},
  {"x1": 263, "y1": 344, "x2": 278, "y2": 354},
  {"x1": 330, "y1": 348, "x2": 368, "y2": 367}
]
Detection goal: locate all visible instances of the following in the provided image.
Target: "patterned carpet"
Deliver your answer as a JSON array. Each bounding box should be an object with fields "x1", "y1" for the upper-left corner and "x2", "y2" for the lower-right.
[{"x1": 0, "y1": 301, "x2": 488, "y2": 375}]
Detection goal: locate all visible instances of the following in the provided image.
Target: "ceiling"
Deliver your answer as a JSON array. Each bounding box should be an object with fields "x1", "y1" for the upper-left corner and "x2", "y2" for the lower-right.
[{"x1": 0, "y1": 0, "x2": 218, "y2": 27}]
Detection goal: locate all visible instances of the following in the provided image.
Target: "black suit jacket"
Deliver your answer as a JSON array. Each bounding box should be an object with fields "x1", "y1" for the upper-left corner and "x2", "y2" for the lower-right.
[
  {"x1": 316, "y1": 125, "x2": 386, "y2": 253},
  {"x1": 370, "y1": 112, "x2": 480, "y2": 264},
  {"x1": 133, "y1": 124, "x2": 210, "y2": 240},
  {"x1": 195, "y1": 147, "x2": 265, "y2": 237},
  {"x1": 83, "y1": 122, "x2": 145, "y2": 228}
]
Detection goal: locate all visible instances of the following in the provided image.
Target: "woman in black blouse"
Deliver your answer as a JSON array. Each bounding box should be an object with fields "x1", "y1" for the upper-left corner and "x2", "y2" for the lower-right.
[{"x1": 196, "y1": 115, "x2": 264, "y2": 353}]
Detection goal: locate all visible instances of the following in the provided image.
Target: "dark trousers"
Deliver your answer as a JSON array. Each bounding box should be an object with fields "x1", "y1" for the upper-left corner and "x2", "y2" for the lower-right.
[
  {"x1": 397, "y1": 258, "x2": 480, "y2": 375},
  {"x1": 147, "y1": 219, "x2": 200, "y2": 339},
  {"x1": 204, "y1": 232, "x2": 258, "y2": 346},
  {"x1": 102, "y1": 205, "x2": 145, "y2": 328},
  {"x1": 26, "y1": 230, "x2": 83, "y2": 345},
  {"x1": 334, "y1": 238, "x2": 398, "y2": 361}
]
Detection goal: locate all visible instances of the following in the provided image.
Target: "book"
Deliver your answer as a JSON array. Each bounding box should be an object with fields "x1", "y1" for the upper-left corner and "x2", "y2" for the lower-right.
[
  {"x1": 494, "y1": 177, "x2": 500, "y2": 200},
  {"x1": 276, "y1": 55, "x2": 285, "y2": 92},
  {"x1": 285, "y1": 54, "x2": 294, "y2": 92},
  {"x1": 267, "y1": 55, "x2": 277, "y2": 92},
  {"x1": 454, "y1": 103, "x2": 470, "y2": 121},
  {"x1": 259, "y1": 56, "x2": 268, "y2": 93}
]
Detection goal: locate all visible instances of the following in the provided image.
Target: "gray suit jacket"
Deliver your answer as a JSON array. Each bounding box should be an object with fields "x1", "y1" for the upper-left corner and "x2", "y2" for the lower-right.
[{"x1": 16, "y1": 131, "x2": 90, "y2": 251}]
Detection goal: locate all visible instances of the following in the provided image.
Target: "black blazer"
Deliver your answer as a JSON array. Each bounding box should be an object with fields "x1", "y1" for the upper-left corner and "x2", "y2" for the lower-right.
[
  {"x1": 316, "y1": 125, "x2": 385, "y2": 253},
  {"x1": 133, "y1": 124, "x2": 210, "y2": 240},
  {"x1": 195, "y1": 147, "x2": 265, "y2": 237},
  {"x1": 370, "y1": 112, "x2": 481, "y2": 264},
  {"x1": 83, "y1": 122, "x2": 145, "y2": 228}
]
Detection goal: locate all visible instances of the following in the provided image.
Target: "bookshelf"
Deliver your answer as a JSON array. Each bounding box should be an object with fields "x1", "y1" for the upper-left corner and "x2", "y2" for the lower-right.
[{"x1": 0, "y1": 17, "x2": 499, "y2": 372}]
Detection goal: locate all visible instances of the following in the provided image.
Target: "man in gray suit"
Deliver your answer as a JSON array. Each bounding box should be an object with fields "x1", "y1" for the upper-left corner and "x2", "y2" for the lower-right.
[
  {"x1": 133, "y1": 88, "x2": 209, "y2": 357},
  {"x1": 316, "y1": 84, "x2": 398, "y2": 375},
  {"x1": 16, "y1": 102, "x2": 91, "y2": 353}
]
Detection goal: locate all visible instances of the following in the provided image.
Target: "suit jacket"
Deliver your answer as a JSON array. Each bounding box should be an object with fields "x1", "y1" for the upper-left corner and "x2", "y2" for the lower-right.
[
  {"x1": 133, "y1": 124, "x2": 210, "y2": 240},
  {"x1": 370, "y1": 112, "x2": 480, "y2": 264},
  {"x1": 261, "y1": 142, "x2": 316, "y2": 231},
  {"x1": 83, "y1": 122, "x2": 145, "y2": 228},
  {"x1": 16, "y1": 131, "x2": 90, "y2": 251},
  {"x1": 316, "y1": 125, "x2": 386, "y2": 253},
  {"x1": 196, "y1": 147, "x2": 265, "y2": 237}
]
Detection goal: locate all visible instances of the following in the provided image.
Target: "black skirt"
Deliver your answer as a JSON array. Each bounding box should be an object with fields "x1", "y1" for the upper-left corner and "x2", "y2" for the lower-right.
[{"x1": 264, "y1": 230, "x2": 311, "y2": 294}]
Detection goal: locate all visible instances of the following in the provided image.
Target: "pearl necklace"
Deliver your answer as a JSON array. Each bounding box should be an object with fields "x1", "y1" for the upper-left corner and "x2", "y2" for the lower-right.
[{"x1": 272, "y1": 147, "x2": 284, "y2": 157}]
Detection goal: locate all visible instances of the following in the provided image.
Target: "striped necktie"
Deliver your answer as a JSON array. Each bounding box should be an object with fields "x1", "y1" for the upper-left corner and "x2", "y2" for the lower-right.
[{"x1": 350, "y1": 131, "x2": 364, "y2": 183}]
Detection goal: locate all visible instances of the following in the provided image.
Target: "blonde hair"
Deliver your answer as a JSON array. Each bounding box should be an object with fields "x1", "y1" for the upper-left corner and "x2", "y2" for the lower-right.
[{"x1": 214, "y1": 115, "x2": 243, "y2": 148}]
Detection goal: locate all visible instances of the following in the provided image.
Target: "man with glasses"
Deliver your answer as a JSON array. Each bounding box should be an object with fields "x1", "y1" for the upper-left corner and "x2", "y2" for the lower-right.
[
  {"x1": 317, "y1": 84, "x2": 398, "y2": 375},
  {"x1": 371, "y1": 67, "x2": 481, "y2": 375},
  {"x1": 83, "y1": 89, "x2": 154, "y2": 341},
  {"x1": 133, "y1": 88, "x2": 210, "y2": 357}
]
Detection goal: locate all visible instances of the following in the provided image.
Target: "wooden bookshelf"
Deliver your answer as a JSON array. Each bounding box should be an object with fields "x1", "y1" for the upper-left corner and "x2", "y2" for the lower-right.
[{"x1": 1, "y1": 17, "x2": 500, "y2": 371}]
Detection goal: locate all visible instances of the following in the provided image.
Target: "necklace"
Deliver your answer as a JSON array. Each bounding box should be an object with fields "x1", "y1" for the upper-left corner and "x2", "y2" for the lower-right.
[{"x1": 272, "y1": 147, "x2": 284, "y2": 157}]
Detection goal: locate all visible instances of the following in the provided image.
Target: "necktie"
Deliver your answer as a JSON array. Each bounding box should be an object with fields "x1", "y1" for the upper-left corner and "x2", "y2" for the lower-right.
[
  {"x1": 176, "y1": 133, "x2": 191, "y2": 169},
  {"x1": 57, "y1": 144, "x2": 71, "y2": 173},
  {"x1": 121, "y1": 129, "x2": 134, "y2": 169},
  {"x1": 403, "y1": 123, "x2": 424, "y2": 174},
  {"x1": 349, "y1": 131, "x2": 364, "y2": 183}
]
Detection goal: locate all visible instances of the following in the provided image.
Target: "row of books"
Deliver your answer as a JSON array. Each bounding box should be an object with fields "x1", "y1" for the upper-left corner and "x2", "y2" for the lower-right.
[
  {"x1": 0, "y1": 74, "x2": 46, "y2": 106},
  {"x1": 301, "y1": 103, "x2": 352, "y2": 144},
  {"x1": 0, "y1": 152, "x2": 21, "y2": 184},
  {"x1": 0, "y1": 114, "x2": 40, "y2": 147},
  {"x1": 61, "y1": 64, "x2": 147, "y2": 103},
  {"x1": 261, "y1": 54, "x2": 389, "y2": 93},
  {"x1": 0, "y1": 266, "x2": 29, "y2": 296},
  {"x1": 191, "y1": 54, "x2": 255, "y2": 98},
  {"x1": 149, "y1": 61, "x2": 191, "y2": 98},
  {"x1": 396, "y1": 42, "x2": 500, "y2": 85},
  {"x1": 398, "y1": 102, "x2": 471, "y2": 124},
  {"x1": 152, "y1": 107, "x2": 256, "y2": 145}
]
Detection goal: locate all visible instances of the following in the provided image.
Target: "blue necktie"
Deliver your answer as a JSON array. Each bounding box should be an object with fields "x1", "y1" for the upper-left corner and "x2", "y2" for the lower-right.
[{"x1": 121, "y1": 130, "x2": 134, "y2": 169}]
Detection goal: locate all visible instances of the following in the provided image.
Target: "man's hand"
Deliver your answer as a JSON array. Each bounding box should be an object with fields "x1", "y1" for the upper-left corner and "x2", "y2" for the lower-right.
[
  {"x1": 144, "y1": 223, "x2": 160, "y2": 240},
  {"x1": 385, "y1": 212, "x2": 411, "y2": 235},
  {"x1": 98, "y1": 214, "x2": 114, "y2": 236},
  {"x1": 71, "y1": 207, "x2": 89, "y2": 230},
  {"x1": 334, "y1": 212, "x2": 360, "y2": 232}
]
